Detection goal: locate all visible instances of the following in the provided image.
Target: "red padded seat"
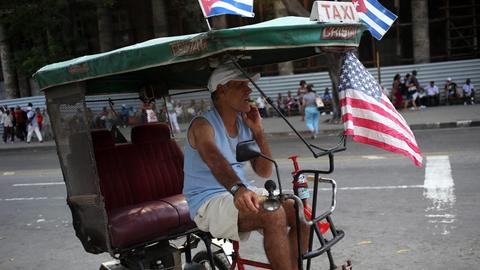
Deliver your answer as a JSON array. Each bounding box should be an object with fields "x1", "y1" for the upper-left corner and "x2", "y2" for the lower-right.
[
  {"x1": 91, "y1": 126, "x2": 194, "y2": 250},
  {"x1": 130, "y1": 123, "x2": 185, "y2": 198},
  {"x1": 108, "y1": 195, "x2": 193, "y2": 248},
  {"x1": 91, "y1": 129, "x2": 115, "y2": 150},
  {"x1": 91, "y1": 130, "x2": 134, "y2": 211}
]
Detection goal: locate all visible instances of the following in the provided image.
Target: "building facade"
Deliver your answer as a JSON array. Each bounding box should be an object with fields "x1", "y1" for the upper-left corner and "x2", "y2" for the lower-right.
[{"x1": 0, "y1": 0, "x2": 479, "y2": 99}]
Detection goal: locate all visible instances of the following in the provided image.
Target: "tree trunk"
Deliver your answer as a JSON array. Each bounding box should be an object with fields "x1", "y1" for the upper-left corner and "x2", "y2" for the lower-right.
[
  {"x1": 274, "y1": 1, "x2": 294, "y2": 75},
  {"x1": 325, "y1": 53, "x2": 344, "y2": 122},
  {"x1": 17, "y1": 71, "x2": 31, "y2": 98},
  {"x1": 0, "y1": 24, "x2": 19, "y2": 99},
  {"x1": 151, "y1": 0, "x2": 169, "y2": 37},
  {"x1": 97, "y1": 6, "x2": 114, "y2": 52},
  {"x1": 280, "y1": 0, "x2": 309, "y2": 17},
  {"x1": 211, "y1": 16, "x2": 228, "y2": 29},
  {"x1": 411, "y1": 0, "x2": 430, "y2": 63}
]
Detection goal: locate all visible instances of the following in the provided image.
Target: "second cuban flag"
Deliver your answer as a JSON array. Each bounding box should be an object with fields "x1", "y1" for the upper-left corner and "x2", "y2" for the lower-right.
[{"x1": 352, "y1": 0, "x2": 397, "y2": 40}]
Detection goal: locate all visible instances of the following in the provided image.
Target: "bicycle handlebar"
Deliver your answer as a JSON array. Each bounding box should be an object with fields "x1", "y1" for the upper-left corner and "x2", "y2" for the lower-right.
[{"x1": 283, "y1": 177, "x2": 337, "y2": 225}]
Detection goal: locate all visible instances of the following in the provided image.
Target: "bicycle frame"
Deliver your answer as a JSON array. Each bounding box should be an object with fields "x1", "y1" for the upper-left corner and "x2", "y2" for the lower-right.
[{"x1": 198, "y1": 150, "x2": 350, "y2": 270}]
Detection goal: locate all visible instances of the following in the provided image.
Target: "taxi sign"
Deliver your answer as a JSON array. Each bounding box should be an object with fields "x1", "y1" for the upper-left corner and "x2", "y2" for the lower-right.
[{"x1": 310, "y1": 1, "x2": 359, "y2": 23}]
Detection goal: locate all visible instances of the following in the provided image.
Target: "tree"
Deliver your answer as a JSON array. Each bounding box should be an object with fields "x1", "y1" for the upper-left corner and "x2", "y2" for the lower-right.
[
  {"x1": 96, "y1": 0, "x2": 117, "y2": 52},
  {"x1": 0, "y1": 0, "x2": 74, "y2": 96},
  {"x1": 0, "y1": 21, "x2": 18, "y2": 99},
  {"x1": 280, "y1": 0, "x2": 344, "y2": 122}
]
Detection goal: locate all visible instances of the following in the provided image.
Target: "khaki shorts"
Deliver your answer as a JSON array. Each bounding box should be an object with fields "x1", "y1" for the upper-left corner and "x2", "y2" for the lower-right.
[{"x1": 194, "y1": 188, "x2": 267, "y2": 242}]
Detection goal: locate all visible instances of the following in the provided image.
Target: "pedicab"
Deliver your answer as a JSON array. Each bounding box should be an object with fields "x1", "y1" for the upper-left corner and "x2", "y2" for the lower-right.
[{"x1": 33, "y1": 16, "x2": 365, "y2": 270}]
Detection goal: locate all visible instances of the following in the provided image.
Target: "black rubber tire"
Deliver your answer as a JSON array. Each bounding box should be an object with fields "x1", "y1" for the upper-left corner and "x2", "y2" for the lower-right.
[{"x1": 192, "y1": 250, "x2": 230, "y2": 270}]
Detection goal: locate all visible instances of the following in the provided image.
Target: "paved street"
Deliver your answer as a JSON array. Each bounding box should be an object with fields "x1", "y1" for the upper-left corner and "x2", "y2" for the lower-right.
[{"x1": 0, "y1": 127, "x2": 479, "y2": 269}]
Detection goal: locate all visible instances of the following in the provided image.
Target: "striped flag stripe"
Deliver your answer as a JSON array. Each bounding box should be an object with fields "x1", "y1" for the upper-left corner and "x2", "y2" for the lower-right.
[
  {"x1": 212, "y1": 0, "x2": 252, "y2": 11},
  {"x1": 358, "y1": 13, "x2": 385, "y2": 39},
  {"x1": 353, "y1": 91, "x2": 413, "y2": 137},
  {"x1": 379, "y1": 95, "x2": 401, "y2": 115},
  {"x1": 341, "y1": 103, "x2": 418, "y2": 148},
  {"x1": 338, "y1": 52, "x2": 422, "y2": 167},
  {"x1": 364, "y1": 10, "x2": 390, "y2": 30},
  {"x1": 364, "y1": 0, "x2": 396, "y2": 24},
  {"x1": 343, "y1": 123, "x2": 422, "y2": 164},
  {"x1": 341, "y1": 102, "x2": 416, "y2": 144},
  {"x1": 209, "y1": 5, "x2": 253, "y2": 17},
  {"x1": 340, "y1": 94, "x2": 414, "y2": 140},
  {"x1": 234, "y1": 0, "x2": 254, "y2": 5},
  {"x1": 342, "y1": 113, "x2": 421, "y2": 154},
  {"x1": 344, "y1": 130, "x2": 423, "y2": 167}
]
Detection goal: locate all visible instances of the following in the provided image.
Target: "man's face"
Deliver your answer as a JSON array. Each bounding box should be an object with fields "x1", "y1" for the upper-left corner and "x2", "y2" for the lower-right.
[{"x1": 219, "y1": 80, "x2": 252, "y2": 113}]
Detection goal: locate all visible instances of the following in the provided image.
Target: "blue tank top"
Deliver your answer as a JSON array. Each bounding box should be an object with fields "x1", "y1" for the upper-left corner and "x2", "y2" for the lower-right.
[{"x1": 183, "y1": 108, "x2": 253, "y2": 219}]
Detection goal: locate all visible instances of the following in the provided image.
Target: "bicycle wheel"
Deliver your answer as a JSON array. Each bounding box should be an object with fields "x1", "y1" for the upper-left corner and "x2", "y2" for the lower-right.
[{"x1": 192, "y1": 250, "x2": 230, "y2": 270}]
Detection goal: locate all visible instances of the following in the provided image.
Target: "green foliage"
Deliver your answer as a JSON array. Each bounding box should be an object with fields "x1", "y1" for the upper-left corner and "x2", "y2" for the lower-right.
[
  {"x1": 1, "y1": 0, "x2": 115, "y2": 75},
  {"x1": 1, "y1": 0, "x2": 73, "y2": 75}
]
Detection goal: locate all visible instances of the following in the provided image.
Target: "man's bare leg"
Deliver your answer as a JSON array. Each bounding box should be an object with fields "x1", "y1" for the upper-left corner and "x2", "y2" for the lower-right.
[
  {"x1": 239, "y1": 207, "x2": 292, "y2": 270},
  {"x1": 283, "y1": 200, "x2": 310, "y2": 270}
]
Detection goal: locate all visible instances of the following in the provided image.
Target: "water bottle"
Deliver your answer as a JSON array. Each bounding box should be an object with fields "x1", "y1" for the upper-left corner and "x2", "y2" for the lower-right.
[
  {"x1": 289, "y1": 155, "x2": 310, "y2": 200},
  {"x1": 296, "y1": 173, "x2": 310, "y2": 200}
]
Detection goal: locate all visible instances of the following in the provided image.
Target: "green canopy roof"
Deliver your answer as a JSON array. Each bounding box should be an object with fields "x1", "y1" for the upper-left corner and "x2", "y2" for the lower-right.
[{"x1": 33, "y1": 16, "x2": 365, "y2": 93}]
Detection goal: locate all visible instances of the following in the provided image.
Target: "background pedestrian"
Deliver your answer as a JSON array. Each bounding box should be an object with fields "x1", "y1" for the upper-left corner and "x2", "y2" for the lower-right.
[{"x1": 302, "y1": 84, "x2": 320, "y2": 139}]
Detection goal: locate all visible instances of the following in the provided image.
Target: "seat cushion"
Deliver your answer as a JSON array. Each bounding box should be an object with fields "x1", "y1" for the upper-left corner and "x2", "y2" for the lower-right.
[
  {"x1": 91, "y1": 129, "x2": 115, "y2": 150},
  {"x1": 130, "y1": 123, "x2": 184, "y2": 198},
  {"x1": 131, "y1": 123, "x2": 171, "y2": 143},
  {"x1": 108, "y1": 195, "x2": 194, "y2": 249}
]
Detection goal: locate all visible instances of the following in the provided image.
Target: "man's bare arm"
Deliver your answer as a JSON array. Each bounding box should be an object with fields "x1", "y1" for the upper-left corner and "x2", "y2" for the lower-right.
[
  {"x1": 190, "y1": 118, "x2": 243, "y2": 190},
  {"x1": 189, "y1": 118, "x2": 260, "y2": 212},
  {"x1": 242, "y1": 106, "x2": 273, "y2": 178},
  {"x1": 250, "y1": 130, "x2": 273, "y2": 178}
]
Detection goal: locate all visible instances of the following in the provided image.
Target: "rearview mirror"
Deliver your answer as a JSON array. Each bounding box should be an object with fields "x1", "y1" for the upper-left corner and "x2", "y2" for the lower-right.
[{"x1": 236, "y1": 140, "x2": 261, "y2": 162}]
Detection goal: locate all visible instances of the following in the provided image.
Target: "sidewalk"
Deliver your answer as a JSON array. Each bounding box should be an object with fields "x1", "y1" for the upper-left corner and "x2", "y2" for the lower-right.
[{"x1": 1, "y1": 104, "x2": 479, "y2": 152}]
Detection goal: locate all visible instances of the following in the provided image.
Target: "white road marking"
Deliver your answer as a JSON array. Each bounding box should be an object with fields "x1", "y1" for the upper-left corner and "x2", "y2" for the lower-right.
[
  {"x1": 2, "y1": 172, "x2": 15, "y2": 176},
  {"x1": 12, "y1": 182, "x2": 64, "y2": 187},
  {"x1": 4, "y1": 197, "x2": 49, "y2": 201},
  {"x1": 361, "y1": 155, "x2": 386, "y2": 160},
  {"x1": 1, "y1": 196, "x2": 64, "y2": 201},
  {"x1": 424, "y1": 155, "x2": 454, "y2": 190},
  {"x1": 423, "y1": 155, "x2": 456, "y2": 235},
  {"x1": 283, "y1": 184, "x2": 424, "y2": 193}
]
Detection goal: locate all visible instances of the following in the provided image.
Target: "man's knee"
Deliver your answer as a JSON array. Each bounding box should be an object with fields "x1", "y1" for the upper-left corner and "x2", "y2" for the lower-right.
[{"x1": 259, "y1": 207, "x2": 288, "y2": 229}]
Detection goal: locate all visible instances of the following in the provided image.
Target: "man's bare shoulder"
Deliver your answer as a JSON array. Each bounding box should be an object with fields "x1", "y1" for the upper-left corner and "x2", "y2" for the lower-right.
[
  {"x1": 190, "y1": 117, "x2": 211, "y2": 130},
  {"x1": 188, "y1": 117, "x2": 215, "y2": 149}
]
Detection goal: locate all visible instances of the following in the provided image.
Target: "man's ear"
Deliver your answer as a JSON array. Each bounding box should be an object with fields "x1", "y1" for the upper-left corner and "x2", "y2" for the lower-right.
[{"x1": 216, "y1": 84, "x2": 226, "y2": 96}]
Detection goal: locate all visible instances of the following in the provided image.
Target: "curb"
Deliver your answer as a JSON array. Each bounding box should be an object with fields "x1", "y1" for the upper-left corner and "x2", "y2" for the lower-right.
[
  {"x1": 264, "y1": 119, "x2": 480, "y2": 138},
  {"x1": 1, "y1": 120, "x2": 479, "y2": 153},
  {"x1": 409, "y1": 120, "x2": 480, "y2": 130}
]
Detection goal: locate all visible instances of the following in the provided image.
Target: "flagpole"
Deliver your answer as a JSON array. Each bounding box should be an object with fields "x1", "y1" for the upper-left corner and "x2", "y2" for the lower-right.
[
  {"x1": 204, "y1": 17, "x2": 212, "y2": 31},
  {"x1": 197, "y1": 0, "x2": 212, "y2": 31},
  {"x1": 376, "y1": 49, "x2": 381, "y2": 84},
  {"x1": 371, "y1": 38, "x2": 381, "y2": 84}
]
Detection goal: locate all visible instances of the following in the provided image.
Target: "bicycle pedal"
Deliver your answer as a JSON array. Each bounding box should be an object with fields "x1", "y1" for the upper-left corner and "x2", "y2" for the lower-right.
[{"x1": 341, "y1": 260, "x2": 352, "y2": 270}]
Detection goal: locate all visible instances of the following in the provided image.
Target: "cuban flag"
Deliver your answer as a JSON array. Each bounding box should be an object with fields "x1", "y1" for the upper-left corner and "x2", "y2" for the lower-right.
[
  {"x1": 352, "y1": 0, "x2": 397, "y2": 40},
  {"x1": 198, "y1": 0, "x2": 254, "y2": 18}
]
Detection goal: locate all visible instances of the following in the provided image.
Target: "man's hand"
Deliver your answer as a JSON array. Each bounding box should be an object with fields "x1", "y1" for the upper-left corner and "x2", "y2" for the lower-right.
[
  {"x1": 234, "y1": 188, "x2": 260, "y2": 213},
  {"x1": 242, "y1": 105, "x2": 263, "y2": 137}
]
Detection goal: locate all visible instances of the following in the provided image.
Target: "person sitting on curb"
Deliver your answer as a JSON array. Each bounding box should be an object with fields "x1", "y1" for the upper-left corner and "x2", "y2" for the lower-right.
[{"x1": 445, "y1": 78, "x2": 459, "y2": 105}]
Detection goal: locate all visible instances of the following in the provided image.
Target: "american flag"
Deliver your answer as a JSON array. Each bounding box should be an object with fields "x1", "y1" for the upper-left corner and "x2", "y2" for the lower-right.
[{"x1": 339, "y1": 52, "x2": 423, "y2": 167}]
